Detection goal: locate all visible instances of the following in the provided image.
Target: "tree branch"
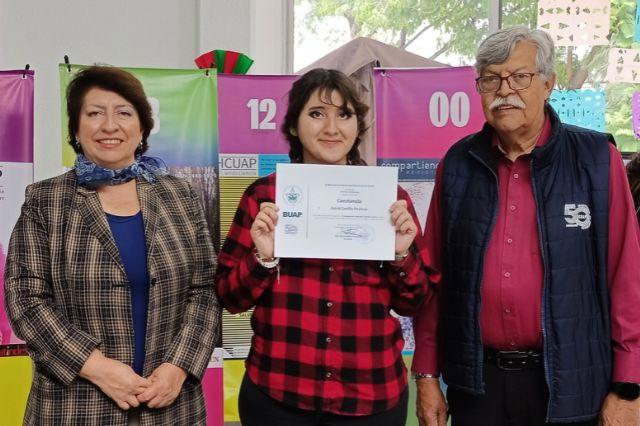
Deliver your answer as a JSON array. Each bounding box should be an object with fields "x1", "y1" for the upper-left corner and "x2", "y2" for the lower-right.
[
  {"x1": 399, "y1": 29, "x2": 407, "y2": 49},
  {"x1": 429, "y1": 39, "x2": 455, "y2": 60},
  {"x1": 404, "y1": 22, "x2": 434, "y2": 48},
  {"x1": 345, "y1": 13, "x2": 361, "y2": 38}
]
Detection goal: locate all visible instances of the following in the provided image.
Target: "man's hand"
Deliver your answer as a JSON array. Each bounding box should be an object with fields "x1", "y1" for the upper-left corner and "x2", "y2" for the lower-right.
[
  {"x1": 600, "y1": 392, "x2": 640, "y2": 425},
  {"x1": 80, "y1": 349, "x2": 151, "y2": 410},
  {"x1": 137, "y1": 363, "x2": 188, "y2": 409},
  {"x1": 416, "y1": 377, "x2": 448, "y2": 426}
]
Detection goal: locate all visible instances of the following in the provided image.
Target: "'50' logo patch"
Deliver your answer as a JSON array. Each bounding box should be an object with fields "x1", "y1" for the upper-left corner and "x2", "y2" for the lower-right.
[{"x1": 564, "y1": 204, "x2": 591, "y2": 230}]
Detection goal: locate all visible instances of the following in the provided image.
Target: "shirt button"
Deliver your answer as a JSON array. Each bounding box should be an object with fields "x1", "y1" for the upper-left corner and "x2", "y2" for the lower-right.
[
  {"x1": 504, "y1": 271, "x2": 511, "y2": 278},
  {"x1": 506, "y1": 238, "x2": 513, "y2": 244},
  {"x1": 325, "y1": 337, "x2": 332, "y2": 343},
  {"x1": 326, "y1": 302, "x2": 333, "y2": 308},
  {"x1": 513, "y1": 173, "x2": 519, "y2": 179},
  {"x1": 328, "y1": 266, "x2": 334, "y2": 272},
  {"x1": 325, "y1": 372, "x2": 332, "y2": 378},
  {"x1": 399, "y1": 271, "x2": 406, "y2": 277},
  {"x1": 510, "y1": 341, "x2": 516, "y2": 347},
  {"x1": 505, "y1": 308, "x2": 511, "y2": 313},
  {"x1": 510, "y1": 205, "x2": 517, "y2": 211}
]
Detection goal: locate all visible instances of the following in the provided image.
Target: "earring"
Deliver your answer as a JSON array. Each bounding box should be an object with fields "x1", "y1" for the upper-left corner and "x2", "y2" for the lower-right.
[
  {"x1": 290, "y1": 128, "x2": 297, "y2": 136},
  {"x1": 74, "y1": 140, "x2": 81, "y2": 149}
]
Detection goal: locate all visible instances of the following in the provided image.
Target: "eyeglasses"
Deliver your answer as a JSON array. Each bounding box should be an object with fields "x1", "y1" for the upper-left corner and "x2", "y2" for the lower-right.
[{"x1": 475, "y1": 72, "x2": 538, "y2": 93}]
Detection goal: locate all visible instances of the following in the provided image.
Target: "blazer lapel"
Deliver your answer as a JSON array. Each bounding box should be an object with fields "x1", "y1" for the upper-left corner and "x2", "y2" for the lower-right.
[
  {"x1": 76, "y1": 185, "x2": 126, "y2": 276},
  {"x1": 137, "y1": 178, "x2": 160, "y2": 259}
]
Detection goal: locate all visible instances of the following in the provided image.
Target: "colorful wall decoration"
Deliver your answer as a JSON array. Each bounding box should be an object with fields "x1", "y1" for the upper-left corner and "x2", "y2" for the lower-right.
[
  {"x1": 549, "y1": 89, "x2": 606, "y2": 132},
  {"x1": 537, "y1": 0, "x2": 610, "y2": 46},
  {"x1": 0, "y1": 69, "x2": 34, "y2": 347},
  {"x1": 607, "y1": 48, "x2": 640, "y2": 84}
]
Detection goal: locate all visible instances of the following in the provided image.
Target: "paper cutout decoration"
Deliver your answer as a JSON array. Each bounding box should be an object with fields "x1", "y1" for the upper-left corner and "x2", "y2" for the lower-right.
[
  {"x1": 631, "y1": 91, "x2": 640, "y2": 139},
  {"x1": 537, "y1": 0, "x2": 610, "y2": 46},
  {"x1": 548, "y1": 89, "x2": 606, "y2": 132},
  {"x1": 606, "y1": 48, "x2": 640, "y2": 83},
  {"x1": 635, "y1": 0, "x2": 640, "y2": 42},
  {"x1": 194, "y1": 50, "x2": 254, "y2": 74}
]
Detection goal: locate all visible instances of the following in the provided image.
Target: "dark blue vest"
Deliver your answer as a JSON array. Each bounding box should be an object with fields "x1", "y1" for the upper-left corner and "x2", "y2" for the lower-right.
[{"x1": 439, "y1": 106, "x2": 612, "y2": 422}]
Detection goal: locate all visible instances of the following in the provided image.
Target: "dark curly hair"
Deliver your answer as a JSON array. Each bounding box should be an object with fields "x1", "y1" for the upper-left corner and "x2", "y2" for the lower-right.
[
  {"x1": 282, "y1": 68, "x2": 369, "y2": 165},
  {"x1": 66, "y1": 66, "x2": 154, "y2": 156}
]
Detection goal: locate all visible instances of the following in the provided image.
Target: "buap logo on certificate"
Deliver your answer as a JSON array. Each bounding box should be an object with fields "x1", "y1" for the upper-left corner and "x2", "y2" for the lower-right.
[{"x1": 274, "y1": 163, "x2": 398, "y2": 260}]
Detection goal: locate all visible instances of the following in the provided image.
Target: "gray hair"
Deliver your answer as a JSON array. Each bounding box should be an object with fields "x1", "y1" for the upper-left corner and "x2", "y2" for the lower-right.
[{"x1": 475, "y1": 26, "x2": 555, "y2": 80}]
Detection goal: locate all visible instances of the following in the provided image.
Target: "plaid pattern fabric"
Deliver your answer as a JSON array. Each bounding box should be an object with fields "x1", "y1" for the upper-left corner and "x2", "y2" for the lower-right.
[
  {"x1": 215, "y1": 173, "x2": 428, "y2": 415},
  {"x1": 4, "y1": 171, "x2": 219, "y2": 425}
]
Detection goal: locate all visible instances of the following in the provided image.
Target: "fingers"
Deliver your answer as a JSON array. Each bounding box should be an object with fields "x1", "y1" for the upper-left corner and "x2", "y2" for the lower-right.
[
  {"x1": 260, "y1": 202, "x2": 279, "y2": 225},
  {"x1": 253, "y1": 213, "x2": 276, "y2": 233},
  {"x1": 438, "y1": 411, "x2": 448, "y2": 426},
  {"x1": 389, "y1": 200, "x2": 416, "y2": 234},
  {"x1": 126, "y1": 394, "x2": 141, "y2": 408},
  {"x1": 416, "y1": 411, "x2": 426, "y2": 426},
  {"x1": 389, "y1": 199, "x2": 407, "y2": 215},
  {"x1": 147, "y1": 394, "x2": 174, "y2": 409},
  {"x1": 116, "y1": 400, "x2": 131, "y2": 411},
  {"x1": 397, "y1": 215, "x2": 417, "y2": 235},
  {"x1": 147, "y1": 395, "x2": 163, "y2": 409},
  {"x1": 252, "y1": 203, "x2": 279, "y2": 233},
  {"x1": 133, "y1": 376, "x2": 153, "y2": 388},
  {"x1": 145, "y1": 385, "x2": 177, "y2": 408},
  {"x1": 136, "y1": 383, "x2": 159, "y2": 403}
]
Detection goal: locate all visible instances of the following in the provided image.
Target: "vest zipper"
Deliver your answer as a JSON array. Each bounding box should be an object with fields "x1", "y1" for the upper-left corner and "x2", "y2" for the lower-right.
[
  {"x1": 469, "y1": 150, "x2": 500, "y2": 393},
  {"x1": 530, "y1": 158, "x2": 553, "y2": 422}
]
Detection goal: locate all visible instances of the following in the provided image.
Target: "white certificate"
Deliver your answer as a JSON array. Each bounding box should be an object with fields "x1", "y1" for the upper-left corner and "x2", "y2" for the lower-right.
[{"x1": 274, "y1": 163, "x2": 398, "y2": 260}]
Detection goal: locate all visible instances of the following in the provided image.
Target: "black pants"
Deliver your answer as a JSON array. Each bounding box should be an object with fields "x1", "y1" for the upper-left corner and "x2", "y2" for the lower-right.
[
  {"x1": 238, "y1": 374, "x2": 408, "y2": 426},
  {"x1": 447, "y1": 362, "x2": 598, "y2": 426}
]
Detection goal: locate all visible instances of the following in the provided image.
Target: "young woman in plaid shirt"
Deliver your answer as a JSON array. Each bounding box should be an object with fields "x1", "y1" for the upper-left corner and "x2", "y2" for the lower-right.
[{"x1": 216, "y1": 68, "x2": 429, "y2": 425}]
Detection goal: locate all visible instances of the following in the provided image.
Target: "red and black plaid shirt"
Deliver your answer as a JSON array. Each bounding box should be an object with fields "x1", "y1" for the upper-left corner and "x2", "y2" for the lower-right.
[{"x1": 215, "y1": 172, "x2": 428, "y2": 415}]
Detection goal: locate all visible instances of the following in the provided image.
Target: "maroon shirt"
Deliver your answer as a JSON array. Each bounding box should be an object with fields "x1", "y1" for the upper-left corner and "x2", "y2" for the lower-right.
[
  {"x1": 412, "y1": 118, "x2": 640, "y2": 382},
  {"x1": 216, "y1": 172, "x2": 429, "y2": 415}
]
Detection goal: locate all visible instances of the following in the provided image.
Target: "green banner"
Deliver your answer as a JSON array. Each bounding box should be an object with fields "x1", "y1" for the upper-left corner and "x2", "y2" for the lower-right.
[
  {"x1": 59, "y1": 65, "x2": 218, "y2": 167},
  {"x1": 59, "y1": 64, "x2": 220, "y2": 249}
]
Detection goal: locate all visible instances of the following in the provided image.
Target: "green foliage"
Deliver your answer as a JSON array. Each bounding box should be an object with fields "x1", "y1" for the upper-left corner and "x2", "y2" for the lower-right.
[
  {"x1": 298, "y1": 0, "x2": 640, "y2": 152},
  {"x1": 300, "y1": 0, "x2": 540, "y2": 60},
  {"x1": 601, "y1": 0, "x2": 640, "y2": 152},
  {"x1": 299, "y1": 0, "x2": 490, "y2": 58},
  {"x1": 606, "y1": 84, "x2": 640, "y2": 152}
]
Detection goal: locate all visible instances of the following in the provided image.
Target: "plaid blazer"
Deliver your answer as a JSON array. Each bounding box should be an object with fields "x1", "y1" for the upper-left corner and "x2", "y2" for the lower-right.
[{"x1": 4, "y1": 171, "x2": 219, "y2": 425}]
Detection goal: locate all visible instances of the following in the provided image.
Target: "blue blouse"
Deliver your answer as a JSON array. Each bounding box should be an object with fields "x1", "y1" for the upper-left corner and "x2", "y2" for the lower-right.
[{"x1": 106, "y1": 211, "x2": 150, "y2": 375}]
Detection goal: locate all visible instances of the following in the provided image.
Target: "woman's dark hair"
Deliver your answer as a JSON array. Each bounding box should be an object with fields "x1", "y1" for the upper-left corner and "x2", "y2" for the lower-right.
[
  {"x1": 282, "y1": 68, "x2": 369, "y2": 164},
  {"x1": 66, "y1": 66, "x2": 154, "y2": 156},
  {"x1": 627, "y1": 153, "x2": 640, "y2": 216}
]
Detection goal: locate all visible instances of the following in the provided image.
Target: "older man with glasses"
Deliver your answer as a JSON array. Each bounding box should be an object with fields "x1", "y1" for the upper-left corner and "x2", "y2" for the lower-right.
[{"x1": 412, "y1": 26, "x2": 640, "y2": 426}]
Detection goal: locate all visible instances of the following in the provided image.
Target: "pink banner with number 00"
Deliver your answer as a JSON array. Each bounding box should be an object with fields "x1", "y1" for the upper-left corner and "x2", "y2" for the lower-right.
[{"x1": 375, "y1": 67, "x2": 484, "y2": 159}]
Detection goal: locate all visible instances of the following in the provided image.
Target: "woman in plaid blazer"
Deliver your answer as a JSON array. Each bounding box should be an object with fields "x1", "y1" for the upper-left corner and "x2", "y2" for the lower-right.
[{"x1": 4, "y1": 66, "x2": 219, "y2": 425}]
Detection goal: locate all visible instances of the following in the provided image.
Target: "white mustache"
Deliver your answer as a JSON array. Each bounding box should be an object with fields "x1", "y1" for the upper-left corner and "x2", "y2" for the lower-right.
[{"x1": 489, "y1": 95, "x2": 526, "y2": 110}]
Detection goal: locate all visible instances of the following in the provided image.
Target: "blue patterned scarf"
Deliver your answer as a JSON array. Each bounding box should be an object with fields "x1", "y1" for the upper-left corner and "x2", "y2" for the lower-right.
[{"x1": 74, "y1": 154, "x2": 168, "y2": 188}]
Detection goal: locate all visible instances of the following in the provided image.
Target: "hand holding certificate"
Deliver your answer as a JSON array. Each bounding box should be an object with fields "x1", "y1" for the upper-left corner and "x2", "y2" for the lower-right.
[{"x1": 274, "y1": 163, "x2": 400, "y2": 260}]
